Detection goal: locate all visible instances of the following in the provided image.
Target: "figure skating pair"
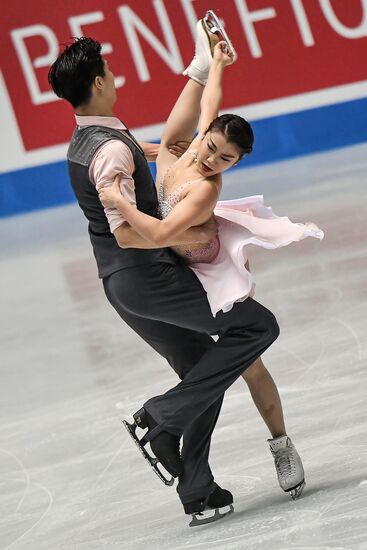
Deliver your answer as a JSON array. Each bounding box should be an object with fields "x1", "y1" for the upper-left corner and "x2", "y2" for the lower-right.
[
  {"x1": 49, "y1": 10, "x2": 318, "y2": 528},
  {"x1": 98, "y1": 10, "x2": 313, "y2": 523}
]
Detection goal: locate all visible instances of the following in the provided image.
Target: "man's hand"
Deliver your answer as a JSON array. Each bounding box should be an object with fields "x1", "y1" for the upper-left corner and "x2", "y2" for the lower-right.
[
  {"x1": 168, "y1": 140, "x2": 191, "y2": 158},
  {"x1": 192, "y1": 216, "x2": 219, "y2": 243}
]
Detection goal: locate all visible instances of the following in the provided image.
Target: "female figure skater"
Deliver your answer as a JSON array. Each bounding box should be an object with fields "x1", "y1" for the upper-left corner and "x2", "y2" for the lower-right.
[{"x1": 99, "y1": 13, "x2": 322, "y2": 500}]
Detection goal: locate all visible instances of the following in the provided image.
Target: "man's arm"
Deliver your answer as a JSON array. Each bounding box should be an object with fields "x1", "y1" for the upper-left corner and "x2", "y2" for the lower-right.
[
  {"x1": 90, "y1": 140, "x2": 137, "y2": 234},
  {"x1": 138, "y1": 141, "x2": 191, "y2": 162},
  {"x1": 138, "y1": 142, "x2": 160, "y2": 162},
  {"x1": 114, "y1": 219, "x2": 217, "y2": 249}
]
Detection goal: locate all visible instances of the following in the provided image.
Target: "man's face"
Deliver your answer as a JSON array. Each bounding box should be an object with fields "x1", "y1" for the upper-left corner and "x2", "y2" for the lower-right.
[{"x1": 101, "y1": 59, "x2": 117, "y2": 105}]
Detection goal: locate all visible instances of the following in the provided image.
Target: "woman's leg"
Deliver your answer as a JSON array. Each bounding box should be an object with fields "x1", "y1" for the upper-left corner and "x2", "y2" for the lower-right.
[
  {"x1": 156, "y1": 79, "x2": 205, "y2": 182},
  {"x1": 160, "y1": 13, "x2": 221, "y2": 151},
  {"x1": 162, "y1": 79, "x2": 204, "y2": 147},
  {"x1": 156, "y1": 19, "x2": 218, "y2": 188},
  {"x1": 242, "y1": 357, "x2": 286, "y2": 438},
  {"x1": 242, "y1": 357, "x2": 305, "y2": 498}
]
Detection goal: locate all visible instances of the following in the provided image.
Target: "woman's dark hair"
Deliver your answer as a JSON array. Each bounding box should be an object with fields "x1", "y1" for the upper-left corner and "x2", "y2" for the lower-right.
[
  {"x1": 206, "y1": 114, "x2": 254, "y2": 158},
  {"x1": 48, "y1": 37, "x2": 105, "y2": 108}
]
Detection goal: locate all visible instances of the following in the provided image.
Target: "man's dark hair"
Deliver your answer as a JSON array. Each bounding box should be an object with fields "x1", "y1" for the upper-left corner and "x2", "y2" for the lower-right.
[
  {"x1": 206, "y1": 114, "x2": 254, "y2": 158},
  {"x1": 48, "y1": 37, "x2": 105, "y2": 108}
]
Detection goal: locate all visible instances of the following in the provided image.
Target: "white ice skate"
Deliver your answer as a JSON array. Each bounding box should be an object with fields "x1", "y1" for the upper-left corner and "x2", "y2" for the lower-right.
[
  {"x1": 183, "y1": 10, "x2": 237, "y2": 86},
  {"x1": 268, "y1": 435, "x2": 305, "y2": 500},
  {"x1": 205, "y1": 10, "x2": 237, "y2": 61}
]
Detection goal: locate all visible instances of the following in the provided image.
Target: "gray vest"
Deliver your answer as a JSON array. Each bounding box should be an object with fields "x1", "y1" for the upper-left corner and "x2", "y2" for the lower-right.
[{"x1": 67, "y1": 125, "x2": 178, "y2": 278}]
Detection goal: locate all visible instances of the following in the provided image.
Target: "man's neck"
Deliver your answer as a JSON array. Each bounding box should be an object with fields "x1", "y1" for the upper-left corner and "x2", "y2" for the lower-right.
[
  {"x1": 75, "y1": 104, "x2": 115, "y2": 117},
  {"x1": 75, "y1": 111, "x2": 116, "y2": 118}
]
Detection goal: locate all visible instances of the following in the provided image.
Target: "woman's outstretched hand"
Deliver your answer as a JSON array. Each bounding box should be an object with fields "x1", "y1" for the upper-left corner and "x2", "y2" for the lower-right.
[
  {"x1": 213, "y1": 40, "x2": 235, "y2": 66},
  {"x1": 98, "y1": 175, "x2": 125, "y2": 209}
]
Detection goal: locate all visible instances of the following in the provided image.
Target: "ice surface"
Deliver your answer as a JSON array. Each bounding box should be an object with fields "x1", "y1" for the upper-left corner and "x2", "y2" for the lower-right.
[{"x1": 1, "y1": 144, "x2": 367, "y2": 550}]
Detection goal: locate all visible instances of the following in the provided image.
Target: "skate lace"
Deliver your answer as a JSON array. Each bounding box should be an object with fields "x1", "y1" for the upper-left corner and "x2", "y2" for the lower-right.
[{"x1": 275, "y1": 449, "x2": 296, "y2": 478}]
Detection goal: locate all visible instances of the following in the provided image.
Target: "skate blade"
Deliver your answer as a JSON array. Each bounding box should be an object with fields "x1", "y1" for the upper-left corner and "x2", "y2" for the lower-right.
[
  {"x1": 122, "y1": 420, "x2": 175, "y2": 487},
  {"x1": 204, "y1": 10, "x2": 238, "y2": 61},
  {"x1": 288, "y1": 480, "x2": 306, "y2": 500},
  {"x1": 200, "y1": 19, "x2": 220, "y2": 57},
  {"x1": 189, "y1": 504, "x2": 234, "y2": 527}
]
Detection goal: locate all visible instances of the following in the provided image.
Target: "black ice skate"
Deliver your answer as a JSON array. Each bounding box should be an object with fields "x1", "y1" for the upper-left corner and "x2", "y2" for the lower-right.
[
  {"x1": 184, "y1": 484, "x2": 234, "y2": 527},
  {"x1": 123, "y1": 407, "x2": 182, "y2": 486},
  {"x1": 204, "y1": 10, "x2": 238, "y2": 62}
]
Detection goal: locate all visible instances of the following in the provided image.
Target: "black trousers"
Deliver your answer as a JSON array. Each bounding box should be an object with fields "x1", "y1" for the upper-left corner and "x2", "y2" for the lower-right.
[{"x1": 103, "y1": 260, "x2": 279, "y2": 503}]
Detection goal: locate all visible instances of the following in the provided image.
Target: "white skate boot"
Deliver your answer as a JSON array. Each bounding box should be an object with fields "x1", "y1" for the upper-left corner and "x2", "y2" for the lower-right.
[
  {"x1": 268, "y1": 435, "x2": 305, "y2": 500},
  {"x1": 205, "y1": 10, "x2": 237, "y2": 61},
  {"x1": 183, "y1": 10, "x2": 237, "y2": 86}
]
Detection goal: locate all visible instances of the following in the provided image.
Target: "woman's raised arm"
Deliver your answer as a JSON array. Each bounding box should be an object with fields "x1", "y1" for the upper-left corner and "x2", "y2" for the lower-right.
[{"x1": 196, "y1": 42, "x2": 234, "y2": 138}]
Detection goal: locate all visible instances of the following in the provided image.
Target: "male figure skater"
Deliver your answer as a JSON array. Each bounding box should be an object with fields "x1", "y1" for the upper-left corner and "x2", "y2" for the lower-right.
[{"x1": 48, "y1": 17, "x2": 279, "y2": 526}]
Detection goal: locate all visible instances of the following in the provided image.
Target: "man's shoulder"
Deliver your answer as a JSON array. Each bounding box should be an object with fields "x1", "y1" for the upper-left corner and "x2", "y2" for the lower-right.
[
  {"x1": 93, "y1": 138, "x2": 133, "y2": 162},
  {"x1": 68, "y1": 125, "x2": 134, "y2": 168}
]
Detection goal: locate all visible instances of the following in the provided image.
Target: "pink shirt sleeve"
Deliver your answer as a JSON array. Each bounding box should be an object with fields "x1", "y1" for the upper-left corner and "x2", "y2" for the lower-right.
[{"x1": 89, "y1": 139, "x2": 136, "y2": 233}]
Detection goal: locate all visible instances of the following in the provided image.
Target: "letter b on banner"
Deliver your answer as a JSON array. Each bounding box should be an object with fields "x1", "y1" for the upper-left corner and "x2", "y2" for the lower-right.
[{"x1": 11, "y1": 24, "x2": 60, "y2": 105}]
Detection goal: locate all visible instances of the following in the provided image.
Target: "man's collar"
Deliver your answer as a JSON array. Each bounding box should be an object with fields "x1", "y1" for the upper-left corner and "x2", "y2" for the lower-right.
[{"x1": 75, "y1": 115, "x2": 127, "y2": 130}]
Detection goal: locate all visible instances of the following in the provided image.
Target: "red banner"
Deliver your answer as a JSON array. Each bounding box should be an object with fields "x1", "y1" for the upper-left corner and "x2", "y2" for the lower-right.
[{"x1": 1, "y1": 0, "x2": 366, "y2": 151}]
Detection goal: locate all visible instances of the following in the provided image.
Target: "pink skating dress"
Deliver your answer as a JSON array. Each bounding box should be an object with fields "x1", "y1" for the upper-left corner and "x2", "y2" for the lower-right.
[
  {"x1": 158, "y1": 155, "x2": 324, "y2": 317},
  {"x1": 158, "y1": 157, "x2": 220, "y2": 264}
]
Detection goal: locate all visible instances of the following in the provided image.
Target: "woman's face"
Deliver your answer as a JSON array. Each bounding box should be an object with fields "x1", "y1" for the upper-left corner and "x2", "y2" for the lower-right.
[{"x1": 195, "y1": 130, "x2": 242, "y2": 177}]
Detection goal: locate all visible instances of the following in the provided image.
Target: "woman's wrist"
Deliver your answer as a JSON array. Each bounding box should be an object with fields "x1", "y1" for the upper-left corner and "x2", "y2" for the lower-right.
[
  {"x1": 115, "y1": 195, "x2": 127, "y2": 212},
  {"x1": 211, "y1": 58, "x2": 225, "y2": 70}
]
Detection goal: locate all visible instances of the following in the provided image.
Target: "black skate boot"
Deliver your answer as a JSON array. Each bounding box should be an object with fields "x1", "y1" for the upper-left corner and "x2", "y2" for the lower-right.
[
  {"x1": 123, "y1": 407, "x2": 182, "y2": 486},
  {"x1": 183, "y1": 484, "x2": 234, "y2": 527}
]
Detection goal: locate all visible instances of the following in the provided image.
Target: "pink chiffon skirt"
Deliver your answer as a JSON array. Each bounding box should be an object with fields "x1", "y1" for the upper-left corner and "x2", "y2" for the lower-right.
[{"x1": 189, "y1": 195, "x2": 324, "y2": 317}]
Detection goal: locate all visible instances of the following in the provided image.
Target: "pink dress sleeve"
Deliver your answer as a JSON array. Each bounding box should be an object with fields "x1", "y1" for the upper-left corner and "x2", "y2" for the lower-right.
[{"x1": 89, "y1": 140, "x2": 136, "y2": 233}]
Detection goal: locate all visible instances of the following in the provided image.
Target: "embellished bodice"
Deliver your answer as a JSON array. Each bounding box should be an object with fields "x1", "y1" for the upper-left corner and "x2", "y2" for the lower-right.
[
  {"x1": 158, "y1": 180, "x2": 192, "y2": 219},
  {"x1": 157, "y1": 152, "x2": 220, "y2": 265}
]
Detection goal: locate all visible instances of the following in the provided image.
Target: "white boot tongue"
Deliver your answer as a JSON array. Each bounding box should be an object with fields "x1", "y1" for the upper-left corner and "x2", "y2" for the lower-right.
[{"x1": 269, "y1": 435, "x2": 290, "y2": 450}]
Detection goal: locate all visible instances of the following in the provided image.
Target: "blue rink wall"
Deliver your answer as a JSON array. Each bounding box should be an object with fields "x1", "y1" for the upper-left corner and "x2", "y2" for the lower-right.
[{"x1": 1, "y1": 97, "x2": 366, "y2": 218}]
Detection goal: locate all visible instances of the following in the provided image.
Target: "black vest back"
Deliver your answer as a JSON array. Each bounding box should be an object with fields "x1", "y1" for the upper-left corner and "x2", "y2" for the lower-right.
[{"x1": 67, "y1": 125, "x2": 178, "y2": 278}]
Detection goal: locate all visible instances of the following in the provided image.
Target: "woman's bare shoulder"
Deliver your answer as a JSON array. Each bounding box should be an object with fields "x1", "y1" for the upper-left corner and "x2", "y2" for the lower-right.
[{"x1": 183, "y1": 175, "x2": 220, "y2": 207}]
